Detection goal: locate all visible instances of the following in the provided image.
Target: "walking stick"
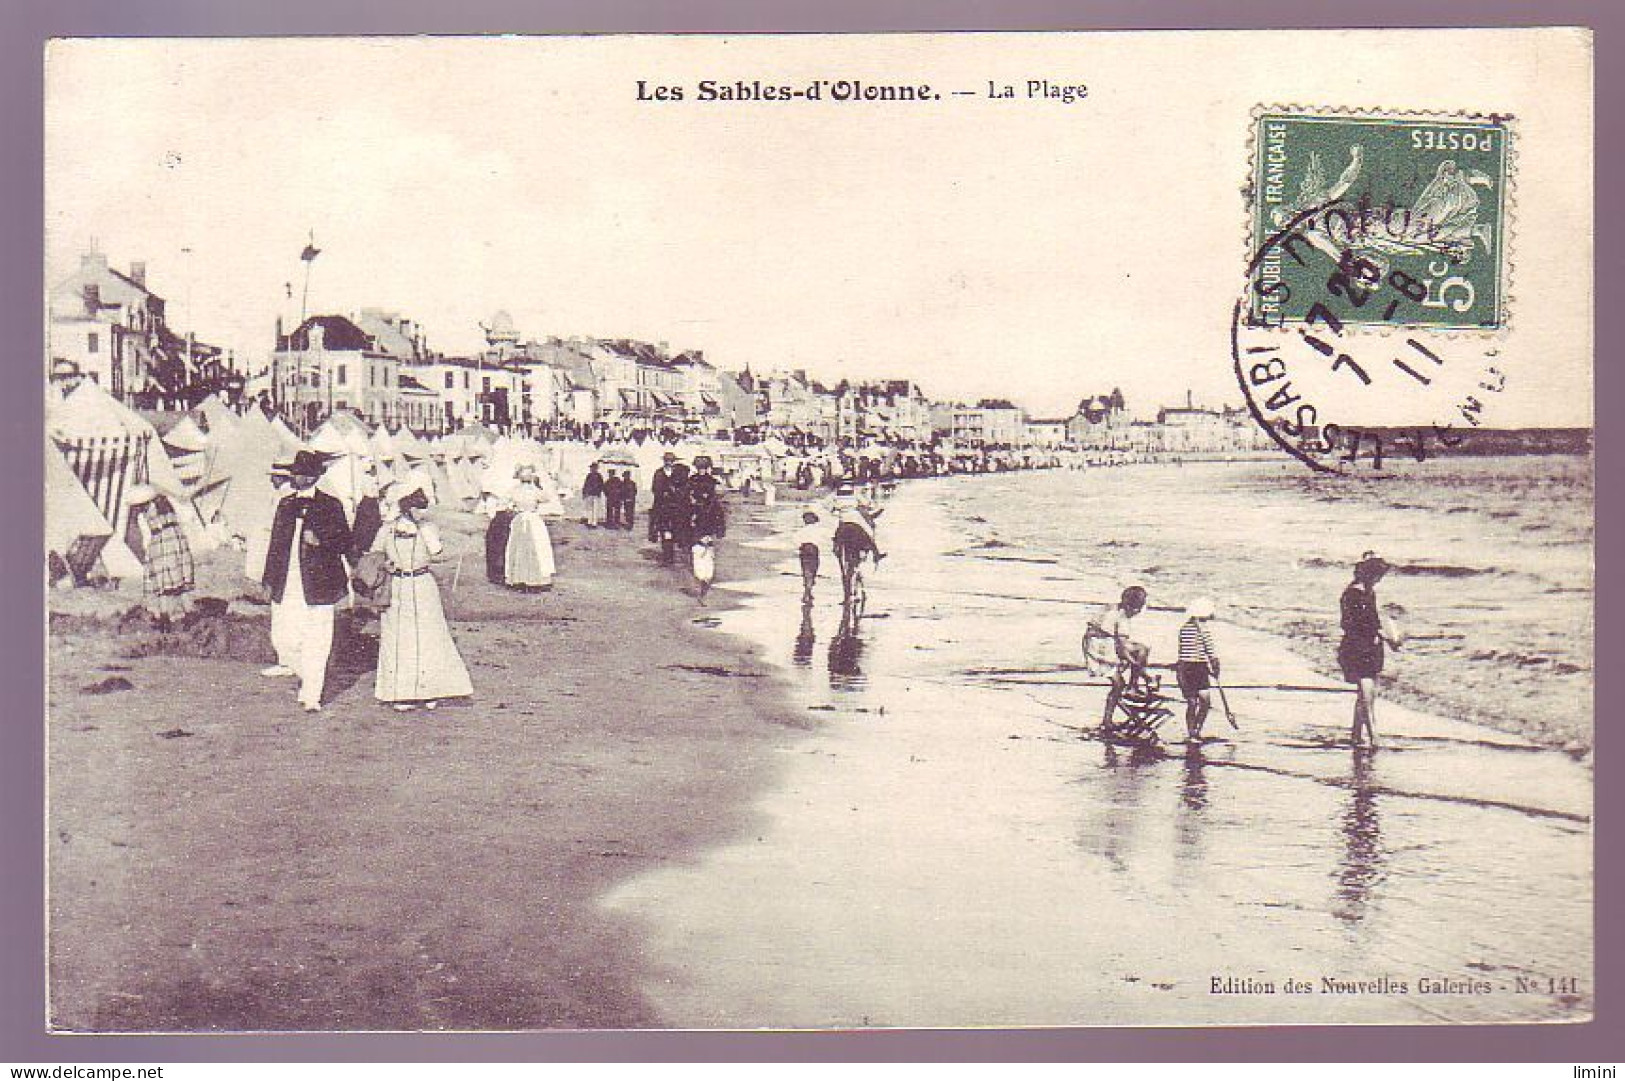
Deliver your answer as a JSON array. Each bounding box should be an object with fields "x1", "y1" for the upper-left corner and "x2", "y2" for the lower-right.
[{"x1": 450, "y1": 551, "x2": 465, "y2": 594}]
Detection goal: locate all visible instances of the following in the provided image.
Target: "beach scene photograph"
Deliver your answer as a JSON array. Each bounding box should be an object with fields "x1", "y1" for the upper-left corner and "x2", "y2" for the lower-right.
[{"x1": 42, "y1": 31, "x2": 1593, "y2": 1031}]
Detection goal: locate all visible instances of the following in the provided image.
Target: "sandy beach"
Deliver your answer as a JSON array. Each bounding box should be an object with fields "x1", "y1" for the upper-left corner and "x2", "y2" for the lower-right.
[
  {"x1": 47, "y1": 466, "x2": 1593, "y2": 1032},
  {"x1": 47, "y1": 501, "x2": 805, "y2": 1031}
]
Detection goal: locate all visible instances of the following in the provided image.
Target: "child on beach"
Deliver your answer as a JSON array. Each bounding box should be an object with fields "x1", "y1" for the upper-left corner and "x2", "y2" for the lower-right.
[
  {"x1": 1176, "y1": 597, "x2": 1220, "y2": 741},
  {"x1": 692, "y1": 534, "x2": 718, "y2": 605},
  {"x1": 1083, "y1": 585, "x2": 1150, "y2": 731},
  {"x1": 793, "y1": 511, "x2": 825, "y2": 603}
]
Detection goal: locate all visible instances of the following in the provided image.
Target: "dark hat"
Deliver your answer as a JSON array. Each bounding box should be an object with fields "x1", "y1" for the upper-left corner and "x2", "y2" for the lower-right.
[
  {"x1": 663, "y1": 451, "x2": 678, "y2": 463},
  {"x1": 397, "y1": 488, "x2": 430, "y2": 514},
  {"x1": 693, "y1": 455, "x2": 713, "y2": 470},
  {"x1": 276, "y1": 450, "x2": 337, "y2": 478},
  {"x1": 1355, "y1": 553, "x2": 1391, "y2": 581}
]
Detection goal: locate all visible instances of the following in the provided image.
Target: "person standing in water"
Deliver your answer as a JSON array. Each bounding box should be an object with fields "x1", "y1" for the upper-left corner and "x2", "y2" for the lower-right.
[
  {"x1": 1176, "y1": 597, "x2": 1220, "y2": 742},
  {"x1": 793, "y1": 510, "x2": 825, "y2": 603},
  {"x1": 1338, "y1": 552, "x2": 1403, "y2": 748}
]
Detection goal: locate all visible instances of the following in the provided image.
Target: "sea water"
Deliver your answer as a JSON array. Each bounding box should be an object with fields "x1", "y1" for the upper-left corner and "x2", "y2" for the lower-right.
[
  {"x1": 936, "y1": 456, "x2": 1594, "y2": 750},
  {"x1": 602, "y1": 456, "x2": 1593, "y2": 1028}
]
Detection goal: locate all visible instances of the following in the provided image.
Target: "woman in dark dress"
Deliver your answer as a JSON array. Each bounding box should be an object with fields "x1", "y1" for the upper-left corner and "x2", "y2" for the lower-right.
[{"x1": 1338, "y1": 552, "x2": 1402, "y2": 748}]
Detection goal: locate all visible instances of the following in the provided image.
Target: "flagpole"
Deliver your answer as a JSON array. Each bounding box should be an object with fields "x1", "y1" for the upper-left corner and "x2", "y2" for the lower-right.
[{"x1": 300, "y1": 257, "x2": 314, "y2": 325}]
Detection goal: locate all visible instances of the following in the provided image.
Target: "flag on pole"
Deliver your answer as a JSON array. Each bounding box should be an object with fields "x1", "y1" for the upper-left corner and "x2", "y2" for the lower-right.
[{"x1": 300, "y1": 241, "x2": 321, "y2": 262}]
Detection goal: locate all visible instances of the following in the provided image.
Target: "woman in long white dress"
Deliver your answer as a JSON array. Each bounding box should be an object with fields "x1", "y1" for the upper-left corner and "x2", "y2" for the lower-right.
[
  {"x1": 504, "y1": 467, "x2": 562, "y2": 591},
  {"x1": 375, "y1": 489, "x2": 473, "y2": 712}
]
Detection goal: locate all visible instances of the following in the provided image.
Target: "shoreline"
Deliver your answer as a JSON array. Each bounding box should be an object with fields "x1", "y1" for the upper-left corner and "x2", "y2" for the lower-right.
[
  {"x1": 46, "y1": 499, "x2": 812, "y2": 1031},
  {"x1": 603, "y1": 476, "x2": 1593, "y2": 1028}
]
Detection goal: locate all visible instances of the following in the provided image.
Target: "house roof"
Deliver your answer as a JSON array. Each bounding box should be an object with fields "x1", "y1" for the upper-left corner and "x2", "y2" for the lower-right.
[
  {"x1": 286, "y1": 315, "x2": 373, "y2": 352},
  {"x1": 397, "y1": 373, "x2": 438, "y2": 396}
]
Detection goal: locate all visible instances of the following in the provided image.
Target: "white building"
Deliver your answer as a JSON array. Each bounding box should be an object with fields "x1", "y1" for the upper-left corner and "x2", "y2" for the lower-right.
[{"x1": 273, "y1": 315, "x2": 400, "y2": 432}]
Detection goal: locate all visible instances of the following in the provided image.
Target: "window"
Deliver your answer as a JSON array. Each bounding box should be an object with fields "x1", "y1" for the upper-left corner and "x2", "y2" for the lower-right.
[
  {"x1": 463, "y1": 372, "x2": 470, "y2": 390},
  {"x1": 444, "y1": 371, "x2": 454, "y2": 390},
  {"x1": 482, "y1": 377, "x2": 491, "y2": 394},
  {"x1": 87, "y1": 332, "x2": 98, "y2": 354},
  {"x1": 336, "y1": 364, "x2": 347, "y2": 386}
]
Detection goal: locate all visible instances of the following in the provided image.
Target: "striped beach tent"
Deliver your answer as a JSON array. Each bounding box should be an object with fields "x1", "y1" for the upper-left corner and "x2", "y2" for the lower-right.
[
  {"x1": 52, "y1": 384, "x2": 218, "y2": 559},
  {"x1": 45, "y1": 437, "x2": 141, "y2": 583}
]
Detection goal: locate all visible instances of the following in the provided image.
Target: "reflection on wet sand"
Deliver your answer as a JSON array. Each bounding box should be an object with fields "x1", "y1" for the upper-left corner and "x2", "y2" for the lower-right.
[
  {"x1": 1175, "y1": 743, "x2": 1210, "y2": 866},
  {"x1": 828, "y1": 598, "x2": 867, "y2": 690},
  {"x1": 792, "y1": 602, "x2": 816, "y2": 667},
  {"x1": 1089, "y1": 743, "x2": 1158, "y2": 874},
  {"x1": 1334, "y1": 747, "x2": 1385, "y2": 926}
]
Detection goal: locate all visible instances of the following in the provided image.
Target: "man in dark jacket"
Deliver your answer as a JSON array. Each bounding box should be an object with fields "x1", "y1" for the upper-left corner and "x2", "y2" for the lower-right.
[
  {"x1": 617, "y1": 469, "x2": 638, "y2": 531},
  {"x1": 653, "y1": 460, "x2": 691, "y2": 565},
  {"x1": 582, "y1": 462, "x2": 606, "y2": 528},
  {"x1": 649, "y1": 452, "x2": 680, "y2": 543},
  {"x1": 602, "y1": 470, "x2": 624, "y2": 529},
  {"x1": 261, "y1": 450, "x2": 352, "y2": 712}
]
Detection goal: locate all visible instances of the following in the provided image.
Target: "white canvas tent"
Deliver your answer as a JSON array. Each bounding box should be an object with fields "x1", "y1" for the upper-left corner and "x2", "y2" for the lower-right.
[
  {"x1": 45, "y1": 438, "x2": 140, "y2": 582},
  {"x1": 48, "y1": 381, "x2": 216, "y2": 560}
]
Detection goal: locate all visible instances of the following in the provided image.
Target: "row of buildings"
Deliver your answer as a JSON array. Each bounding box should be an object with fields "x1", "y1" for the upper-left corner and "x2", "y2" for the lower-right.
[
  {"x1": 47, "y1": 250, "x2": 237, "y2": 408},
  {"x1": 48, "y1": 247, "x2": 1274, "y2": 455}
]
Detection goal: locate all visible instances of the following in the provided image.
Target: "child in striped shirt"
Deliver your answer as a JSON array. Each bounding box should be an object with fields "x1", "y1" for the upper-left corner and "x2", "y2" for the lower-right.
[{"x1": 1176, "y1": 597, "x2": 1220, "y2": 741}]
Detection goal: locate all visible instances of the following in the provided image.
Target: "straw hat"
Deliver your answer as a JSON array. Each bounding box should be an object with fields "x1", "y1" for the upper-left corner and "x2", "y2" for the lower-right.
[{"x1": 1185, "y1": 597, "x2": 1215, "y2": 620}]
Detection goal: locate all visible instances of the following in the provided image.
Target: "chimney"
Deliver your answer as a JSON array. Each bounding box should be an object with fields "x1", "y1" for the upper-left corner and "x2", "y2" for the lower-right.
[
  {"x1": 129, "y1": 261, "x2": 146, "y2": 288},
  {"x1": 81, "y1": 250, "x2": 108, "y2": 272},
  {"x1": 275, "y1": 316, "x2": 284, "y2": 350}
]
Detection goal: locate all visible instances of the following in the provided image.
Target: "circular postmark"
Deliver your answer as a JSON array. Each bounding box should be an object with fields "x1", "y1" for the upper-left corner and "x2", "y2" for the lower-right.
[{"x1": 1235, "y1": 111, "x2": 1513, "y2": 474}]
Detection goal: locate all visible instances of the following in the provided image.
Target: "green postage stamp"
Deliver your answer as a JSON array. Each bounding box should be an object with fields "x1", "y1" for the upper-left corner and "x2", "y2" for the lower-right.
[{"x1": 1248, "y1": 110, "x2": 1511, "y2": 330}]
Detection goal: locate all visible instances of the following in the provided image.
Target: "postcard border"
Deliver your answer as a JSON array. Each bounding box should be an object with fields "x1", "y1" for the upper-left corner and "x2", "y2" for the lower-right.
[{"x1": 4, "y1": 1, "x2": 1615, "y2": 1066}]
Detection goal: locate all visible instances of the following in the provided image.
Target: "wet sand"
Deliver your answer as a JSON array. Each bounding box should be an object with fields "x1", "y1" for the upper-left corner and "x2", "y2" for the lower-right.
[
  {"x1": 604, "y1": 478, "x2": 1593, "y2": 1028},
  {"x1": 47, "y1": 503, "x2": 804, "y2": 1031}
]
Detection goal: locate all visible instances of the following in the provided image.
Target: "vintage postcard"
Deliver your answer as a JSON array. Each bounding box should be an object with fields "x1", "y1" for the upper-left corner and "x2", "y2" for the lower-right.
[{"x1": 43, "y1": 29, "x2": 1593, "y2": 1031}]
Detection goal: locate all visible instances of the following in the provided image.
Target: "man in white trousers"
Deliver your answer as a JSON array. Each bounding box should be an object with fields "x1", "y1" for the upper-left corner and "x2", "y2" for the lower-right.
[{"x1": 260, "y1": 451, "x2": 353, "y2": 713}]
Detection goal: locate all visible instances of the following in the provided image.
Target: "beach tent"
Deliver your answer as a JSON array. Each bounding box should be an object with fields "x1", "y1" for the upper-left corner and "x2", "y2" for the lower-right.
[
  {"x1": 45, "y1": 438, "x2": 140, "y2": 583},
  {"x1": 215, "y1": 413, "x2": 295, "y2": 581},
  {"x1": 308, "y1": 415, "x2": 379, "y2": 521},
  {"x1": 195, "y1": 394, "x2": 242, "y2": 443},
  {"x1": 268, "y1": 414, "x2": 302, "y2": 452},
  {"x1": 48, "y1": 381, "x2": 215, "y2": 557},
  {"x1": 369, "y1": 425, "x2": 400, "y2": 462},
  {"x1": 159, "y1": 412, "x2": 218, "y2": 494}
]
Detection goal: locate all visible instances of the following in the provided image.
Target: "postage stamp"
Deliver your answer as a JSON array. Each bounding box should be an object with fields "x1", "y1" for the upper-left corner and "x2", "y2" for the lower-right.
[{"x1": 1248, "y1": 109, "x2": 1511, "y2": 330}]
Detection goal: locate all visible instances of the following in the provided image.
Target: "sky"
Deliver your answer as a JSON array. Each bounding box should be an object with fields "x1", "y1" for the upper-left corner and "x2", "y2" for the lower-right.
[{"x1": 45, "y1": 32, "x2": 1593, "y2": 425}]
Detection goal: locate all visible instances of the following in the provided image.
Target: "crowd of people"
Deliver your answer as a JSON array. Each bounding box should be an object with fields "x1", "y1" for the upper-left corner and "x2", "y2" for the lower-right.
[{"x1": 107, "y1": 418, "x2": 1401, "y2": 747}]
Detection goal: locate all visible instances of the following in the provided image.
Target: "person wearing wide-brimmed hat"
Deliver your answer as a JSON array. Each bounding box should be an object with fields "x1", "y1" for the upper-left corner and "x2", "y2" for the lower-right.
[
  {"x1": 375, "y1": 486, "x2": 472, "y2": 712},
  {"x1": 504, "y1": 464, "x2": 563, "y2": 590},
  {"x1": 261, "y1": 450, "x2": 352, "y2": 713},
  {"x1": 1338, "y1": 552, "x2": 1403, "y2": 748}
]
